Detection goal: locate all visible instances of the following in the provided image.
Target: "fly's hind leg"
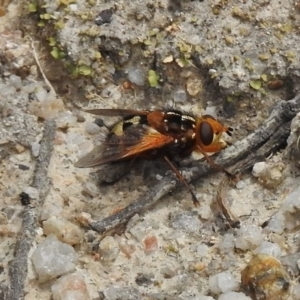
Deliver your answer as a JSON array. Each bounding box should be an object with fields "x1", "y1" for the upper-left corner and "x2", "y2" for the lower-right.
[{"x1": 163, "y1": 155, "x2": 199, "y2": 206}]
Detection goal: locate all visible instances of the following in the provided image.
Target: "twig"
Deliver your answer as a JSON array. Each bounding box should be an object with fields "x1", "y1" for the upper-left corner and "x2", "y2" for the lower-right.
[
  {"x1": 30, "y1": 38, "x2": 56, "y2": 94},
  {"x1": 8, "y1": 120, "x2": 56, "y2": 300},
  {"x1": 214, "y1": 176, "x2": 240, "y2": 228},
  {"x1": 88, "y1": 95, "x2": 300, "y2": 236}
]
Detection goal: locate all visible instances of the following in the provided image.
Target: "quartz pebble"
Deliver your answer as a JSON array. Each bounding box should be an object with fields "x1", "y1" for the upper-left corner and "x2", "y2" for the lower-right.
[
  {"x1": 291, "y1": 284, "x2": 300, "y2": 299},
  {"x1": 171, "y1": 212, "x2": 202, "y2": 233},
  {"x1": 85, "y1": 122, "x2": 102, "y2": 135},
  {"x1": 28, "y1": 90, "x2": 64, "y2": 120},
  {"x1": 235, "y1": 224, "x2": 264, "y2": 250},
  {"x1": 31, "y1": 234, "x2": 77, "y2": 283},
  {"x1": 281, "y1": 253, "x2": 300, "y2": 276},
  {"x1": 252, "y1": 162, "x2": 266, "y2": 177},
  {"x1": 254, "y1": 241, "x2": 281, "y2": 257},
  {"x1": 281, "y1": 186, "x2": 300, "y2": 230},
  {"x1": 43, "y1": 216, "x2": 83, "y2": 245},
  {"x1": 191, "y1": 296, "x2": 215, "y2": 300},
  {"x1": 218, "y1": 233, "x2": 235, "y2": 254},
  {"x1": 31, "y1": 141, "x2": 40, "y2": 157},
  {"x1": 173, "y1": 89, "x2": 187, "y2": 102},
  {"x1": 51, "y1": 272, "x2": 90, "y2": 300},
  {"x1": 55, "y1": 111, "x2": 77, "y2": 129},
  {"x1": 128, "y1": 68, "x2": 145, "y2": 86},
  {"x1": 103, "y1": 285, "x2": 141, "y2": 300},
  {"x1": 99, "y1": 236, "x2": 120, "y2": 263},
  {"x1": 252, "y1": 161, "x2": 284, "y2": 188},
  {"x1": 8, "y1": 74, "x2": 22, "y2": 89},
  {"x1": 23, "y1": 186, "x2": 39, "y2": 200},
  {"x1": 209, "y1": 271, "x2": 239, "y2": 294},
  {"x1": 197, "y1": 243, "x2": 209, "y2": 257},
  {"x1": 265, "y1": 213, "x2": 285, "y2": 234}
]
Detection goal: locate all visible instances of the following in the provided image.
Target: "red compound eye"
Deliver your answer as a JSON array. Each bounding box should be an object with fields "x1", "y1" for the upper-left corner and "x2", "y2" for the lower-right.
[{"x1": 199, "y1": 121, "x2": 214, "y2": 146}]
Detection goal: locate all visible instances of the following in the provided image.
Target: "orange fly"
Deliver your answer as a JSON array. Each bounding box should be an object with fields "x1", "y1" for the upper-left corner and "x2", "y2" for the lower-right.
[{"x1": 75, "y1": 108, "x2": 233, "y2": 205}]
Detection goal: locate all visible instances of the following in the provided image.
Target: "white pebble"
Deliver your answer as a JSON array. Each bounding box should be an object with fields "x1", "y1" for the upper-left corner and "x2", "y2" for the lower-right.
[
  {"x1": 173, "y1": 89, "x2": 187, "y2": 102},
  {"x1": 128, "y1": 68, "x2": 145, "y2": 86},
  {"x1": 291, "y1": 283, "x2": 300, "y2": 299},
  {"x1": 31, "y1": 141, "x2": 40, "y2": 157},
  {"x1": 8, "y1": 74, "x2": 22, "y2": 89},
  {"x1": 185, "y1": 34, "x2": 201, "y2": 45},
  {"x1": 23, "y1": 186, "x2": 39, "y2": 200},
  {"x1": 191, "y1": 296, "x2": 215, "y2": 300},
  {"x1": 252, "y1": 162, "x2": 266, "y2": 177},
  {"x1": 82, "y1": 181, "x2": 99, "y2": 197},
  {"x1": 31, "y1": 234, "x2": 77, "y2": 283},
  {"x1": 199, "y1": 204, "x2": 212, "y2": 220},
  {"x1": 55, "y1": 111, "x2": 77, "y2": 129},
  {"x1": 209, "y1": 271, "x2": 239, "y2": 294},
  {"x1": 0, "y1": 85, "x2": 16, "y2": 96},
  {"x1": 254, "y1": 241, "x2": 281, "y2": 257},
  {"x1": 235, "y1": 224, "x2": 264, "y2": 250},
  {"x1": 35, "y1": 86, "x2": 48, "y2": 102},
  {"x1": 171, "y1": 212, "x2": 202, "y2": 233},
  {"x1": 197, "y1": 244, "x2": 209, "y2": 257},
  {"x1": 218, "y1": 233, "x2": 235, "y2": 254},
  {"x1": 265, "y1": 213, "x2": 285, "y2": 234},
  {"x1": 99, "y1": 236, "x2": 120, "y2": 262},
  {"x1": 85, "y1": 122, "x2": 102, "y2": 135},
  {"x1": 156, "y1": 174, "x2": 163, "y2": 180}
]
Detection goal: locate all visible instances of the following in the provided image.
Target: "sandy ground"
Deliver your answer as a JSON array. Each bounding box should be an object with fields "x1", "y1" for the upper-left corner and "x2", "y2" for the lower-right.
[{"x1": 1, "y1": 0, "x2": 300, "y2": 299}]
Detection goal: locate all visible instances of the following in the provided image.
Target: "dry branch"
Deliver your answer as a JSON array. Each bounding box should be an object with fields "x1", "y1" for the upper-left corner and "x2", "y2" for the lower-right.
[
  {"x1": 88, "y1": 95, "x2": 300, "y2": 236},
  {"x1": 8, "y1": 120, "x2": 56, "y2": 300}
]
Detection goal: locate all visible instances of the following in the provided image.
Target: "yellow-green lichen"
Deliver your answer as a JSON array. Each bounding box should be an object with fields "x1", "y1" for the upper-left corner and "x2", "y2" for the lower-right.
[
  {"x1": 50, "y1": 47, "x2": 65, "y2": 59},
  {"x1": 28, "y1": 2, "x2": 37, "y2": 12},
  {"x1": 249, "y1": 80, "x2": 262, "y2": 90},
  {"x1": 258, "y1": 53, "x2": 271, "y2": 61},
  {"x1": 148, "y1": 70, "x2": 159, "y2": 87}
]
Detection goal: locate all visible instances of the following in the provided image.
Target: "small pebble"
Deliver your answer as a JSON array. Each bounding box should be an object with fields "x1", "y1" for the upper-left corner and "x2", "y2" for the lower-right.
[
  {"x1": 171, "y1": 212, "x2": 202, "y2": 233},
  {"x1": 254, "y1": 241, "x2": 281, "y2": 257},
  {"x1": 235, "y1": 224, "x2": 264, "y2": 250},
  {"x1": 23, "y1": 186, "x2": 39, "y2": 200},
  {"x1": 209, "y1": 271, "x2": 239, "y2": 294},
  {"x1": 252, "y1": 162, "x2": 266, "y2": 177},
  {"x1": 31, "y1": 234, "x2": 77, "y2": 283},
  {"x1": 51, "y1": 272, "x2": 90, "y2": 300},
  {"x1": 128, "y1": 69, "x2": 145, "y2": 86},
  {"x1": 99, "y1": 236, "x2": 119, "y2": 263},
  {"x1": 43, "y1": 216, "x2": 83, "y2": 245}
]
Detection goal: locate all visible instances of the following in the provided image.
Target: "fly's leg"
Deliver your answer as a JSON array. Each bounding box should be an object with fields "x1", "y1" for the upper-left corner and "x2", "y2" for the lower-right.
[{"x1": 163, "y1": 156, "x2": 199, "y2": 206}]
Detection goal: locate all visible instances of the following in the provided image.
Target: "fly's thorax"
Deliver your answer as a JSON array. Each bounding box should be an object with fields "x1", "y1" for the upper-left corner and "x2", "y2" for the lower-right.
[{"x1": 161, "y1": 111, "x2": 196, "y2": 134}]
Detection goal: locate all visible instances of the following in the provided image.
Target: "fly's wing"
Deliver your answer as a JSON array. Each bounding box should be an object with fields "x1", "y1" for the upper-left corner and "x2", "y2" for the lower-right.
[
  {"x1": 74, "y1": 124, "x2": 174, "y2": 168},
  {"x1": 84, "y1": 109, "x2": 150, "y2": 117}
]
